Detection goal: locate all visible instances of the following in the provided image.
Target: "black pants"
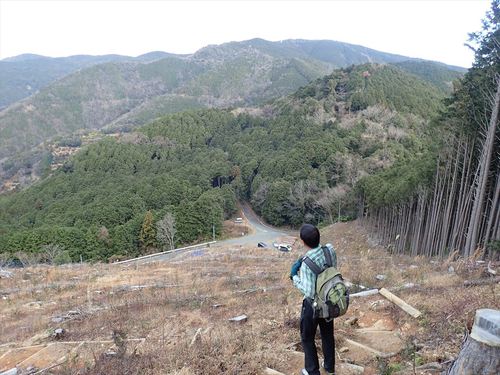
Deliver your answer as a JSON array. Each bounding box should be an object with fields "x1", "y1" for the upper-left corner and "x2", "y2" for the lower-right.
[{"x1": 300, "y1": 298, "x2": 335, "y2": 375}]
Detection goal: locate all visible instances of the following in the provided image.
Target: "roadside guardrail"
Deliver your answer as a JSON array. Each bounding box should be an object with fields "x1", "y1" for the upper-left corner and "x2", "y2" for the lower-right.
[{"x1": 112, "y1": 241, "x2": 217, "y2": 265}]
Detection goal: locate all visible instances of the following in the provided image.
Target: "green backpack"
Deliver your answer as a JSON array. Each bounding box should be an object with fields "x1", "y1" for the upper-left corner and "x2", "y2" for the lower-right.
[{"x1": 303, "y1": 246, "x2": 349, "y2": 320}]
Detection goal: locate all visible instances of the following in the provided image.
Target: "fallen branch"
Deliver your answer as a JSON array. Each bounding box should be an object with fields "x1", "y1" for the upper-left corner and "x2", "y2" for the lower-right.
[
  {"x1": 464, "y1": 276, "x2": 500, "y2": 287},
  {"x1": 379, "y1": 288, "x2": 422, "y2": 318},
  {"x1": 189, "y1": 328, "x2": 202, "y2": 347}
]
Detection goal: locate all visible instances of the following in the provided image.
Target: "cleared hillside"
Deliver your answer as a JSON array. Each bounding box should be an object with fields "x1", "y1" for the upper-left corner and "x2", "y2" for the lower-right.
[{"x1": 0, "y1": 222, "x2": 497, "y2": 374}]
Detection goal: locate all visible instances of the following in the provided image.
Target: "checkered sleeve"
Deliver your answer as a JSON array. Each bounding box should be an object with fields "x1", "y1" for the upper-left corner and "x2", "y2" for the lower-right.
[{"x1": 292, "y1": 262, "x2": 316, "y2": 299}]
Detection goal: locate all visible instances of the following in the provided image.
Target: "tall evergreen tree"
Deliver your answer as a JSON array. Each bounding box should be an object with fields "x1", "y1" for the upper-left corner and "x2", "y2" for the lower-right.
[{"x1": 139, "y1": 210, "x2": 156, "y2": 253}]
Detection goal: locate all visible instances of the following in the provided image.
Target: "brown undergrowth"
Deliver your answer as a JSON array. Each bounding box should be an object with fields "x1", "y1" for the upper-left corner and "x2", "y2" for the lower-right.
[{"x1": 1, "y1": 221, "x2": 498, "y2": 374}]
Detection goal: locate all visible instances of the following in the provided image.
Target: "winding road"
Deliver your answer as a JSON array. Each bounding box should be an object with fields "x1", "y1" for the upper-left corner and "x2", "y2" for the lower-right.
[
  {"x1": 116, "y1": 203, "x2": 294, "y2": 265},
  {"x1": 218, "y1": 203, "x2": 292, "y2": 247}
]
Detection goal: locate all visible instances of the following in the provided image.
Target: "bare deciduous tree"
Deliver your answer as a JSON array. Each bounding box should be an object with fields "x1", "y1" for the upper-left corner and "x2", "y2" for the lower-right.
[
  {"x1": 42, "y1": 244, "x2": 63, "y2": 264},
  {"x1": 156, "y1": 213, "x2": 176, "y2": 251},
  {"x1": 315, "y1": 185, "x2": 349, "y2": 224}
]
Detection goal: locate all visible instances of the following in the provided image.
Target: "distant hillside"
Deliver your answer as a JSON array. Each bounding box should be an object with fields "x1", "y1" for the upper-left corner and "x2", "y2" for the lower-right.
[
  {"x1": 394, "y1": 60, "x2": 465, "y2": 92},
  {"x1": 0, "y1": 52, "x2": 174, "y2": 109},
  {"x1": 0, "y1": 64, "x2": 444, "y2": 259}
]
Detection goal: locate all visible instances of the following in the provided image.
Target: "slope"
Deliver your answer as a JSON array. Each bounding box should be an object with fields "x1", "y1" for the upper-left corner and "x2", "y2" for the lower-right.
[{"x1": 0, "y1": 64, "x2": 446, "y2": 261}]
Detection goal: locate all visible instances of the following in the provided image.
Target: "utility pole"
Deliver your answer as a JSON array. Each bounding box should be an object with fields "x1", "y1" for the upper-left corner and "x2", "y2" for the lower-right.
[{"x1": 212, "y1": 224, "x2": 215, "y2": 241}]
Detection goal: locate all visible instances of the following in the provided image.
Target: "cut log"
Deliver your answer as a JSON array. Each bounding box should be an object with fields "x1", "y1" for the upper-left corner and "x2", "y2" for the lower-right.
[
  {"x1": 264, "y1": 368, "x2": 286, "y2": 375},
  {"x1": 447, "y1": 309, "x2": 500, "y2": 374},
  {"x1": 379, "y1": 288, "x2": 422, "y2": 318},
  {"x1": 464, "y1": 276, "x2": 500, "y2": 286},
  {"x1": 350, "y1": 289, "x2": 379, "y2": 298},
  {"x1": 487, "y1": 261, "x2": 497, "y2": 275},
  {"x1": 228, "y1": 315, "x2": 248, "y2": 323}
]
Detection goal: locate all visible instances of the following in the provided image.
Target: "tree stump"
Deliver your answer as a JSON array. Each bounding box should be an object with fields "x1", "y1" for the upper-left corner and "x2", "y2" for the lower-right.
[{"x1": 447, "y1": 309, "x2": 500, "y2": 374}]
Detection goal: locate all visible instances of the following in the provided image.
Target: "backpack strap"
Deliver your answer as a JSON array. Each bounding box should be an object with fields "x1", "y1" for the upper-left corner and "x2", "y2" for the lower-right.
[
  {"x1": 322, "y1": 246, "x2": 333, "y2": 268},
  {"x1": 303, "y1": 256, "x2": 322, "y2": 275}
]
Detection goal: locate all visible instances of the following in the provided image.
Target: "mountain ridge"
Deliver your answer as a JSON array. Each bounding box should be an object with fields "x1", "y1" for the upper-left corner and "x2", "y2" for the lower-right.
[
  {"x1": 0, "y1": 39, "x2": 464, "y2": 190},
  {"x1": 0, "y1": 38, "x2": 466, "y2": 109}
]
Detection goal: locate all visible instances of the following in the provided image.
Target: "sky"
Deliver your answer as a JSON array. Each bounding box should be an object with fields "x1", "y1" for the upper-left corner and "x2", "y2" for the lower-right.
[{"x1": 0, "y1": 0, "x2": 492, "y2": 68}]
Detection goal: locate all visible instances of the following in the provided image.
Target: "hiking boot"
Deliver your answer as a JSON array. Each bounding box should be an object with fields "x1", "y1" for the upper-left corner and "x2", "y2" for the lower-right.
[{"x1": 321, "y1": 360, "x2": 335, "y2": 375}]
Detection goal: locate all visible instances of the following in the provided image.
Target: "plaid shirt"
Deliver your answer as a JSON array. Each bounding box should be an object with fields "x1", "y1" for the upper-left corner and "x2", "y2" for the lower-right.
[{"x1": 292, "y1": 243, "x2": 337, "y2": 299}]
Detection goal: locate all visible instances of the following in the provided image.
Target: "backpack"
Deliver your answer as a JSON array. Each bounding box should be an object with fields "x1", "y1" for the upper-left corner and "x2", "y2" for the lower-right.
[{"x1": 303, "y1": 246, "x2": 349, "y2": 320}]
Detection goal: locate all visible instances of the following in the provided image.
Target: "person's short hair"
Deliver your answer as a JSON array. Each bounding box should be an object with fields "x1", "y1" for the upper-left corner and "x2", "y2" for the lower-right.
[{"x1": 300, "y1": 223, "x2": 320, "y2": 248}]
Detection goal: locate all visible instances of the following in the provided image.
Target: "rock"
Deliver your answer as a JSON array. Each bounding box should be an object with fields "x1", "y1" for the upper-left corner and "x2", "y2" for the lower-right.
[
  {"x1": 339, "y1": 362, "x2": 364, "y2": 374},
  {"x1": 104, "y1": 350, "x2": 117, "y2": 356},
  {"x1": 369, "y1": 300, "x2": 390, "y2": 311},
  {"x1": 0, "y1": 270, "x2": 13, "y2": 279},
  {"x1": 344, "y1": 316, "x2": 358, "y2": 326},
  {"x1": 409, "y1": 265, "x2": 418, "y2": 269},
  {"x1": 0, "y1": 368, "x2": 18, "y2": 375},
  {"x1": 416, "y1": 362, "x2": 442, "y2": 370},
  {"x1": 375, "y1": 274, "x2": 386, "y2": 281},
  {"x1": 51, "y1": 317, "x2": 64, "y2": 323},
  {"x1": 229, "y1": 314, "x2": 248, "y2": 323},
  {"x1": 448, "y1": 266, "x2": 455, "y2": 273},
  {"x1": 401, "y1": 282, "x2": 416, "y2": 289},
  {"x1": 23, "y1": 301, "x2": 42, "y2": 309},
  {"x1": 212, "y1": 304, "x2": 224, "y2": 308},
  {"x1": 339, "y1": 346, "x2": 349, "y2": 353},
  {"x1": 53, "y1": 328, "x2": 65, "y2": 339}
]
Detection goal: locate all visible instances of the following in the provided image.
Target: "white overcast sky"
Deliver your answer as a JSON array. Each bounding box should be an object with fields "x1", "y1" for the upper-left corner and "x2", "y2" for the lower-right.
[{"x1": 0, "y1": 0, "x2": 492, "y2": 67}]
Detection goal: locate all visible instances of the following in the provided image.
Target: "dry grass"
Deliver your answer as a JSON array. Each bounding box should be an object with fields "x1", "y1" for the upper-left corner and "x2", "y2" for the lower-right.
[{"x1": 1, "y1": 221, "x2": 499, "y2": 374}]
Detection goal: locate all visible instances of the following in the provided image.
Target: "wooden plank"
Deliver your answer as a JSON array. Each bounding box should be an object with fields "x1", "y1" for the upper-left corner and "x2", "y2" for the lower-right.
[{"x1": 379, "y1": 288, "x2": 422, "y2": 318}]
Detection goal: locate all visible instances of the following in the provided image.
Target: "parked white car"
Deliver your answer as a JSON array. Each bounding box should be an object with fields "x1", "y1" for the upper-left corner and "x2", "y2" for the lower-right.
[{"x1": 273, "y1": 243, "x2": 292, "y2": 252}]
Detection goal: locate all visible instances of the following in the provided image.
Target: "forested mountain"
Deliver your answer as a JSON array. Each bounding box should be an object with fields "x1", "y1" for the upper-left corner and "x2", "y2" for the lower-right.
[
  {"x1": 0, "y1": 63, "x2": 444, "y2": 261},
  {"x1": 0, "y1": 39, "x2": 459, "y2": 111},
  {"x1": 0, "y1": 39, "x2": 465, "y2": 194},
  {"x1": 0, "y1": 39, "x2": 464, "y2": 158},
  {"x1": 0, "y1": 52, "x2": 175, "y2": 109},
  {"x1": 359, "y1": 1, "x2": 499, "y2": 259}
]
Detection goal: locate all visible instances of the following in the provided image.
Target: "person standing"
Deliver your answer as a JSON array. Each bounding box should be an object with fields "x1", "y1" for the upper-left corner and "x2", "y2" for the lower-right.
[{"x1": 290, "y1": 223, "x2": 337, "y2": 375}]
